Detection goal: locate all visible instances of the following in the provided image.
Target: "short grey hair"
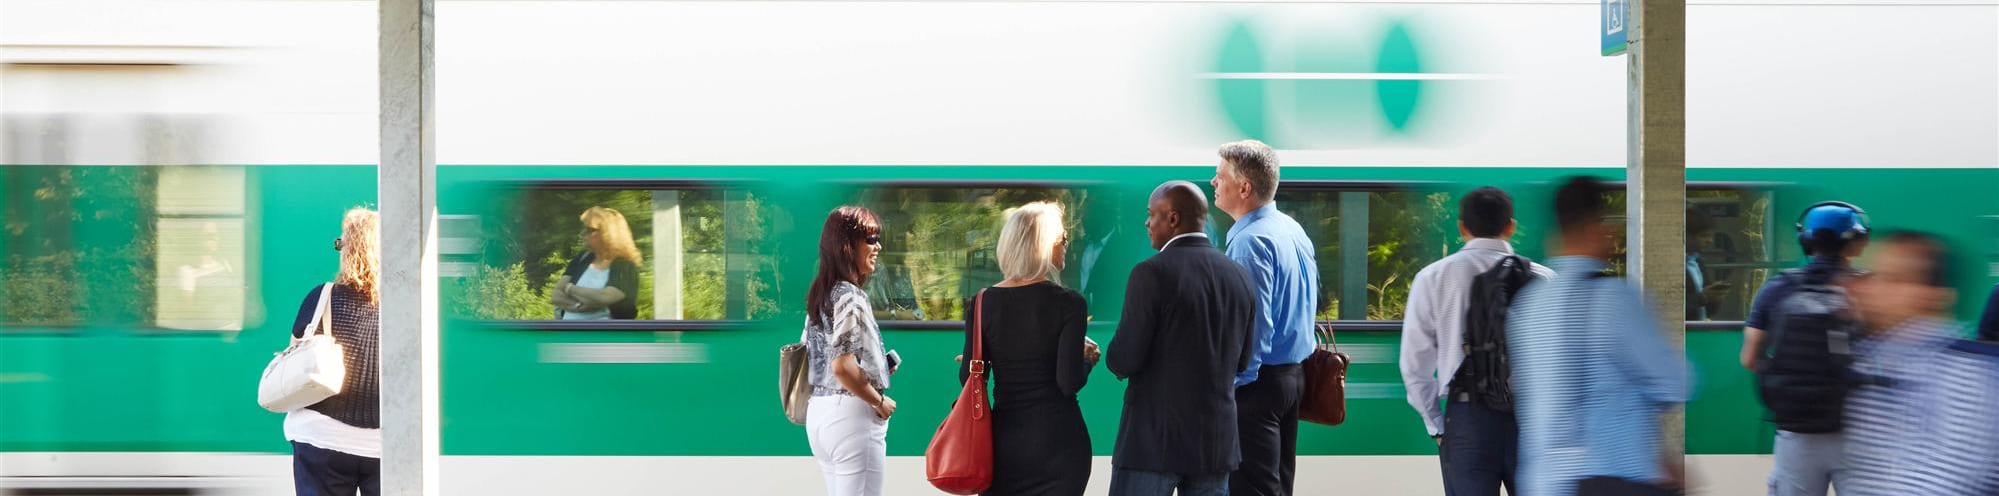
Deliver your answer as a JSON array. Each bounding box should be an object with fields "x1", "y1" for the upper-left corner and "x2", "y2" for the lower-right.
[{"x1": 1218, "y1": 139, "x2": 1279, "y2": 201}]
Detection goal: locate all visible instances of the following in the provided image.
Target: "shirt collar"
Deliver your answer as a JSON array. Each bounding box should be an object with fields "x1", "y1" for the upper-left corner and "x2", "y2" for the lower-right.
[
  {"x1": 1546, "y1": 255, "x2": 1609, "y2": 275},
  {"x1": 1461, "y1": 237, "x2": 1514, "y2": 254},
  {"x1": 1162, "y1": 231, "x2": 1209, "y2": 250},
  {"x1": 1227, "y1": 202, "x2": 1280, "y2": 239}
]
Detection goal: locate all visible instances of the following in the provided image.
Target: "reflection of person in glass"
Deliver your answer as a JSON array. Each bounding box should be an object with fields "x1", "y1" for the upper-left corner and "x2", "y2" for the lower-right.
[
  {"x1": 552, "y1": 207, "x2": 641, "y2": 320},
  {"x1": 1685, "y1": 207, "x2": 1728, "y2": 320},
  {"x1": 177, "y1": 221, "x2": 237, "y2": 327}
]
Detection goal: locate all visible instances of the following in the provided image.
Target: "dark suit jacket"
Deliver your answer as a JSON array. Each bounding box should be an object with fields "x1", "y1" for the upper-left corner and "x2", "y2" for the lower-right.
[{"x1": 1105, "y1": 235, "x2": 1258, "y2": 475}]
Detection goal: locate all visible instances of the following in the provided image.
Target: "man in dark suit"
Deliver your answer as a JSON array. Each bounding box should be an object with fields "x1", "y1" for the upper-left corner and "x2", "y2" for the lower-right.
[{"x1": 1106, "y1": 180, "x2": 1258, "y2": 496}]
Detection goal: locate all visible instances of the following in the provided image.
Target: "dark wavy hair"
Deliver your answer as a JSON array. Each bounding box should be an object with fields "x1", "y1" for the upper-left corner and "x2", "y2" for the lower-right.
[{"x1": 806, "y1": 206, "x2": 882, "y2": 328}]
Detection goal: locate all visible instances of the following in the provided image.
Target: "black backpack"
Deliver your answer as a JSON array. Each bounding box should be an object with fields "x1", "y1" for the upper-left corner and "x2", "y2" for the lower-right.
[
  {"x1": 1755, "y1": 269, "x2": 1860, "y2": 433},
  {"x1": 1450, "y1": 255, "x2": 1536, "y2": 411}
]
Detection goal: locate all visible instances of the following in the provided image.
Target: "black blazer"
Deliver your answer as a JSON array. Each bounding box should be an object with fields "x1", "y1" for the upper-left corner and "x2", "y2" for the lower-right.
[{"x1": 1105, "y1": 235, "x2": 1258, "y2": 475}]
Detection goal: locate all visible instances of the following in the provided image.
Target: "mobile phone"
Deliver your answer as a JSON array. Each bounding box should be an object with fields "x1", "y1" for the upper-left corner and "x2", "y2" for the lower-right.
[{"x1": 886, "y1": 350, "x2": 901, "y2": 370}]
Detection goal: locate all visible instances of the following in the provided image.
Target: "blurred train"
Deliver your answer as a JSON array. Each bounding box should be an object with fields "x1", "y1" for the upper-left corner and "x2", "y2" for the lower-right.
[{"x1": 2, "y1": 0, "x2": 1994, "y2": 494}]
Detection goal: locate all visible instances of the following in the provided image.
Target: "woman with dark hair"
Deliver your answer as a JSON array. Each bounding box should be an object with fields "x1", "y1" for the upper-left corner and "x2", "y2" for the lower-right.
[{"x1": 802, "y1": 206, "x2": 894, "y2": 496}]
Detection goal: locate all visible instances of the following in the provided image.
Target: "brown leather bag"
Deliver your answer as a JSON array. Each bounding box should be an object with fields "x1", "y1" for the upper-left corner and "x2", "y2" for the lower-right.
[{"x1": 1300, "y1": 322, "x2": 1351, "y2": 426}]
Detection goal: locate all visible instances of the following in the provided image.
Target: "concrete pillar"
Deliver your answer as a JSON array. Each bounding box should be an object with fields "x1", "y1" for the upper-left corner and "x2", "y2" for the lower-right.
[
  {"x1": 653, "y1": 190, "x2": 685, "y2": 320},
  {"x1": 378, "y1": 0, "x2": 440, "y2": 493},
  {"x1": 1625, "y1": 0, "x2": 1688, "y2": 472}
]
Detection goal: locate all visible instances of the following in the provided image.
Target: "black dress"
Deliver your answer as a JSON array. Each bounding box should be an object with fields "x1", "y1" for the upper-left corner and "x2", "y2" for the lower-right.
[{"x1": 960, "y1": 282, "x2": 1094, "y2": 496}]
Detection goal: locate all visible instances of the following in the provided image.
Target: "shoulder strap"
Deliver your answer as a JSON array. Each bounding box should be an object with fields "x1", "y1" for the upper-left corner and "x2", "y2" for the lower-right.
[
  {"x1": 310, "y1": 283, "x2": 336, "y2": 340},
  {"x1": 971, "y1": 290, "x2": 986, "y2": 363}
]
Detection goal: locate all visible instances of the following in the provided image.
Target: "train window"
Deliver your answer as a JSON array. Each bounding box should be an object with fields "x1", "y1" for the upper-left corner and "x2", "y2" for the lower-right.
[
  {"x1": 1604, "y1": 186, "x2": 1776, "y2": 322},
  {"x1": 0, "y1": 165, "x2": 174, "y2": 328},
  {"x1": 454, "y1": 186, "x2": 780, "y2": 321},
  {"x1": 154, "y1": 166, "x2": 249, "y2": 330},
  {"x1": 1212, "y1": 185, "x2": 1451, "y2": 322},
  {"x1": 852, "y1": 184, "x2": 1095, "y2": 322}
]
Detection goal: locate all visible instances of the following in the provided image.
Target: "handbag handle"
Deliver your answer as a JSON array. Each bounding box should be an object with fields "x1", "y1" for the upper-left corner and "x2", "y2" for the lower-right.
[
  {"x1": 1316, "y1": 321, "x2": 1340, "y2": 355},
  {"x1": 313, "y1": 283, "x2": 336, "y2": 341},
  {"x1": 968, "y1": 290, "x2": 987, "y2": 376}
]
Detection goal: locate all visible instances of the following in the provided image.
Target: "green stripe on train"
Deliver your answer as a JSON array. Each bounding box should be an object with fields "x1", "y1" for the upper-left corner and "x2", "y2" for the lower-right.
[{"x1": 2, "y1": 165, "x2": 1993, "y2": 457}]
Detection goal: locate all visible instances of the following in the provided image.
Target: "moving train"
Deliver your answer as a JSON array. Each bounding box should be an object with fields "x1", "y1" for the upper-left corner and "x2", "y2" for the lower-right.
[{"x1": 2, "y1": 0, "x2": 1994, "y2": 494}]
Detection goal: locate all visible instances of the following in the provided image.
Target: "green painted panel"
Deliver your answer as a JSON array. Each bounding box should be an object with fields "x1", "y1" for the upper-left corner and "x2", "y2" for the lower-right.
[{"x1": 4, "y1": 164, "x2": 1994, "y2": 458}]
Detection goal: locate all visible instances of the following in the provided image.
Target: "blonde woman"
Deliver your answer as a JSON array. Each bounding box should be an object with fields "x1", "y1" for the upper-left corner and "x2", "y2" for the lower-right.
[
  {"x1": 960, "y1": 200, "x2": 1098, "y2": 495},
  {"x1": 286, "y1": 207, "x2": 382, "y2": 495},
  {"x1": 553, "y1": 207, "x2": 643, "y2": 320}
]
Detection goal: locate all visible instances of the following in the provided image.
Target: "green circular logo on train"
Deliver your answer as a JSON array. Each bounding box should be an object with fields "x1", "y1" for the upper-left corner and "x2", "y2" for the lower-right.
[{"x1": 1211, "y1": 18, "x2": 1439, "y2": 148}]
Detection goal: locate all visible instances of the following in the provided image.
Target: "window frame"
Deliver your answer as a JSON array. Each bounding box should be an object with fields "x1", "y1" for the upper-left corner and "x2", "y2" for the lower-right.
[
  {"x1": 471, "y1": 178, "x2": 769, "y2": 331},
  {"x1": 856, "y1": 179, "x2": 1103, "y2": 331}
]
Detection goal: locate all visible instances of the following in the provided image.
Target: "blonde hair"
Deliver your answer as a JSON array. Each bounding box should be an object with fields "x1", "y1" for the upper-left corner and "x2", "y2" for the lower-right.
[
  {"x1": 335, "y1": 207, "x2": 381, "y2": 304},
  {"x1": 581, "y1": 207, "x2": 643, "y2": 264},
  {"x1": 996, "y1": 201, "x2": 1066, "y2": 284}
]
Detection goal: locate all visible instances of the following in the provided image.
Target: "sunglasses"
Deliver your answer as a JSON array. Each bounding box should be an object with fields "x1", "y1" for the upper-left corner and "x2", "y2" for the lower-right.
[
  {"x1": 864, "y1": 234, "x2": 882, "y2": 246},
  {"x1": 333, "y1": 238, "x2": 344, "y2": 252}
]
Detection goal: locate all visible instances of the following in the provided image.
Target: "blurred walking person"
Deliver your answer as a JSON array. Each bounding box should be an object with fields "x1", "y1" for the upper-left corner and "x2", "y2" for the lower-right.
[{"x1": 1507, "y1": 177, "x2": 1690, "y2": 496}]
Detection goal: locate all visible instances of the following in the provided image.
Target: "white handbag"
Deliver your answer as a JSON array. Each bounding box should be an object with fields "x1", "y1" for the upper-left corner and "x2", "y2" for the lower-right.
[{"x1": 258, "y1": 283, "x2": 347, "y2": 413}]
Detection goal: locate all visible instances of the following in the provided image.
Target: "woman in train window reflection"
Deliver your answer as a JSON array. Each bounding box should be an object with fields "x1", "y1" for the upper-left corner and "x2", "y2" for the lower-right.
[{"x1": 552, "y1": 207, "x2": 641, "y2": 320}]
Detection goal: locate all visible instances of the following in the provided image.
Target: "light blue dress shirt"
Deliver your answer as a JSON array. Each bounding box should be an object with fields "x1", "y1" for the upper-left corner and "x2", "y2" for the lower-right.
[
  {"x1": 1223, "y1": 202, "x2": 1321, "y2": 386},
  {"x1": 1507, "y1": 256, "x2": 1690, "y2": 496}
]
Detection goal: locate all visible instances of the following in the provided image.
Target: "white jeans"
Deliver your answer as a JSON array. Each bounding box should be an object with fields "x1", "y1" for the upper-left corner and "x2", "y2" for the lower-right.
[{"x1": 806, "y1": 395, "x2": 888, "y2": 496}]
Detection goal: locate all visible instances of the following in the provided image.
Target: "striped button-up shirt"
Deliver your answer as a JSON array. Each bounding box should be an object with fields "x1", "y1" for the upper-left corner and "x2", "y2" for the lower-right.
[
  {"x1": 1399, "y1": 237, "x2": 1553, "y2": 436},
  {"x1": 1843, "y1": 317, "x2": 1999, "y2": 496},
  {"x1": 1507, "y1": 256, "x2": 1690, "y2": 496}
]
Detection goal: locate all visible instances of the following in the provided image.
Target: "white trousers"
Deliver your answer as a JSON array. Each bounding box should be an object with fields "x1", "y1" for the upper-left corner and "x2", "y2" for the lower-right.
[{"x1": 806, "y1": 395, "x2": 888, "y2": 496}]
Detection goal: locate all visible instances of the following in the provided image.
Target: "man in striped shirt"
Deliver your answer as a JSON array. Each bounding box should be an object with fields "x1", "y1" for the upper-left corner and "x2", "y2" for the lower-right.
[
  {"x1": 1399, "y1": 186, "x2": 1552, "y2": 496},
  {"x1": 1506, "y1": 176, "x2": 1690, "y2": 496},
  {"x1": 1841, "y1": 231, "x2": 1999, "y2": 495}
]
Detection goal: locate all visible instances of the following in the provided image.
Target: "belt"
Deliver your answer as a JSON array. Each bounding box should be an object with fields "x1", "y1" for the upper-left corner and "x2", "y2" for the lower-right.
[{"x1": 812, "y1": 386, "x2": 854, "y2": 397}]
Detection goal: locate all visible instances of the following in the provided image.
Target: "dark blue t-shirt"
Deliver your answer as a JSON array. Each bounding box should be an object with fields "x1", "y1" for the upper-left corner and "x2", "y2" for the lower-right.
[{"x1": 1745, "y1": 258, "x2": 1850, "y2": 330}]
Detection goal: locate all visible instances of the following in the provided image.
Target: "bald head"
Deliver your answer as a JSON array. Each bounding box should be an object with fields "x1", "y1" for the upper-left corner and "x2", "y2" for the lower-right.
[{"x1": 1146, "y1": 180, "x2": 1208, "y2": 249}]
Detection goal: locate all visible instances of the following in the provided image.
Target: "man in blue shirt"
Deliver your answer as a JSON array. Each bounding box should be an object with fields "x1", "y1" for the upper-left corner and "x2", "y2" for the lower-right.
[
  {"x1": 1741, "y1": 201, "x2": 1868, "y2": 496},
  {"x1": 1209, "y1": 139, "x2": 1319, "y2": 496},
  {"x1": 1507, "y1": 176, "x2": 1689, "y2": 496},
  {"x1": 1978, "y1": 283, "x2": 1998, "y2": 342},
  {"x1": 1842, "y1": 231, "x2": 1999, "y2": 495}
]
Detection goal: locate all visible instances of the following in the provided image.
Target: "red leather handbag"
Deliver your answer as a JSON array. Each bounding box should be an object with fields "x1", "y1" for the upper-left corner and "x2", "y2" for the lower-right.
[{"x1": 925, "y1": 290, "x2": 994, "y2": 495}]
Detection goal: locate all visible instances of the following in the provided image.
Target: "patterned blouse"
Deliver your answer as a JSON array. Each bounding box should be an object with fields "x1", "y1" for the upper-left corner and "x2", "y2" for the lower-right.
[{"x1": 806, "y1": 281, "x2": 889, "y2": 395}]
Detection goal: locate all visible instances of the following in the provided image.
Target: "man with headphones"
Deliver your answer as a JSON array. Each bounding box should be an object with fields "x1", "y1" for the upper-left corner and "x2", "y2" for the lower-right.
[{"x1": 1742, "y1": 201, "x2": 1870, "y2": 496}]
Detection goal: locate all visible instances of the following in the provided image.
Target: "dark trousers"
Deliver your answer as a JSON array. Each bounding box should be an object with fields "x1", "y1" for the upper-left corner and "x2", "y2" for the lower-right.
[
  {"x1": 1231, "y1": 364, "x2": 1302, "y2": 496},
  {"x1": 1110, "y1": 468, "x2": 1230, "y2": 496},
  {"x1": 1439, "y1": 398, "x2": 1518, "y2": 496},
  {"x1": 292, "y1": 441, "x2": 380, "y2": 496}
]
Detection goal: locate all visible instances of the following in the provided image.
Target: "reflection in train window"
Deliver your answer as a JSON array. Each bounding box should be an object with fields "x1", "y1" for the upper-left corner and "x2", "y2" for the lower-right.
[
  {"x1": 455, "y1": 187, "x2": 779, "y2": 321},
  {"x1": 155, "y1": 166, "x2": 248, "y2": 330},
  {"x1": 1213, "y1": 186, "x2": 1452, "y2": 322},
  {"x1": 854, "y1": 185, "x2": 1094, "y2": 322},
  {"x1": 1605, "y1": 186, "x2": 1775, "y2": 321}
]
